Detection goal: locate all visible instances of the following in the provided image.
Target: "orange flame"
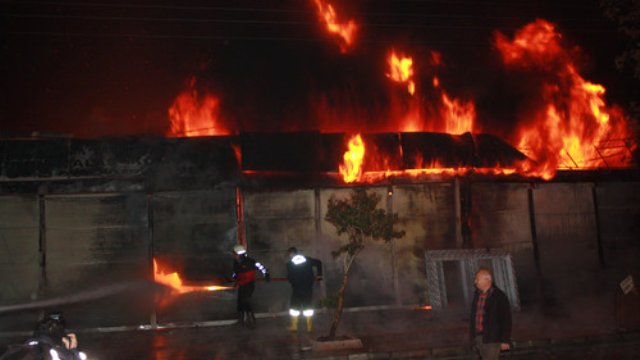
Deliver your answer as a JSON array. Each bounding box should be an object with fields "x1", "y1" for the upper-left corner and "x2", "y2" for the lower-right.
[
  {"x1": 312, "y1": 0, "x2": 357, "y2": 53},
  {"x1": 495, "y1": 19, "x2": 635, "y2": 179},
  {"x1": 387, "y1": 50, "x2": 416, "y2": 95},
  {"x1": 153, "y1": 258, "x2": 230, "y2": 294},
  {"x1": 167, "y1": 77, "x2": 229, "y2": 137},
  {"x1": 339, "y1": 134, "x2": 365, "y2": 183},
  {"x1": 440, "y1": 92, "x2": 476, "y2": 134}
]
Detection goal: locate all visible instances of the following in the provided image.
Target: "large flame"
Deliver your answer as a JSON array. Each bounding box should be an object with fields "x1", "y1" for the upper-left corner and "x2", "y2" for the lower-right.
[
  {"x1": 153, "y1": 258, "x2": 230, "y2": 294},
  {"x1": 386, "y1": 49, "x2": 475, "y2": 135},
  {"x1": 312, "y1": 0, "x2": 357, "y2": 53},
  {"x1": 495, "y1": 19, "x2": 635, "y2": 179},
  {"x1": 167, "y1": 77, "x2": 229, "y2": 137},
  {"x1": 387, "y1": 50, "x2": 416, "y2": 95},
  {"x1": 440, "y1": 92, "x2": 476, "y2": 134},
  {"x1": 339, "y1": 134, "x2": 365, "y2": 183}
]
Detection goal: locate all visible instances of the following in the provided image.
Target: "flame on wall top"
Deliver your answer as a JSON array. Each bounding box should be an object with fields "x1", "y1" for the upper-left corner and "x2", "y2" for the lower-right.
[
  {"x1": 339, "y1": 134, "x2": 365, "y2": 183},
  {"x1": 495, "y1": 19, "x2": 636, "y2": 180},
  {"x1": 167, "y1": 77, "x2": 229, "y2": 137}
]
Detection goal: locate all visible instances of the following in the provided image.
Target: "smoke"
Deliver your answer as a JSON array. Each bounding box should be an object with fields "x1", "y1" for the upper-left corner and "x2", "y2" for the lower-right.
[{"x1": 0, "y1": 281, "x2": 160, "y2": 314}]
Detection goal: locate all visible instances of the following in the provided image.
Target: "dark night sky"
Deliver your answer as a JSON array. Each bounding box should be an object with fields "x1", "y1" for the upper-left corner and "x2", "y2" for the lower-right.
[{"x1": 1, "y1": 0, "x2": 637, "y2": 138}]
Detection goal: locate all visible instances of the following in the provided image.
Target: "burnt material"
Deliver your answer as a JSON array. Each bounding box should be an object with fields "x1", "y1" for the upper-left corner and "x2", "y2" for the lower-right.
[{"x1": 3, "y1": 132, "x2": 637, "y2": 194}]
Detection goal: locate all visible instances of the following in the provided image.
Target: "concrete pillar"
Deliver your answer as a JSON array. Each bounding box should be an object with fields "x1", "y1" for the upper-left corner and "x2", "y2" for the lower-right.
[
  {"x1": 37, "y1": 193, "x2": 47, "y2": 320},
  {"x1": 147, "y1": 193, "x2": 157, "y2": 328},
  {"x1": 591, "y1": 183, "x2": 606, "y2": 268},
  {"x1": 314, "y1": 188, "x2": 326, "y2": 299},
  {"x1": 387, "y1": 185, "x2": 401, "y2": 306},
  {"x1": 454, "y1": 177, "x2": 463, "y2": 248}
]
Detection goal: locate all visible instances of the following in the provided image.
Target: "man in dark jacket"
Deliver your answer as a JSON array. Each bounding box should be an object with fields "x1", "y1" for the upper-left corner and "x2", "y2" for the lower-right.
[
  {"x1": 232, "y1": 244, "x2": 270, "y2": 327},
  {"x1": 469, "y1": 268, "x2": 512, "y2": 360},
  {"x1": 286, "y1": 247, "x2": 323, "y2": 332}
]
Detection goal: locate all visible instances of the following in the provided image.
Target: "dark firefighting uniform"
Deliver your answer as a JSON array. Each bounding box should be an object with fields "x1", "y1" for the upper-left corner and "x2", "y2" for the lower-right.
[
  {"x1": 232, "y1": 254, "x2": 269, "y2": 314},
  {"x1": 286, "y1": 254, "x2": 323, "y2": 311}
]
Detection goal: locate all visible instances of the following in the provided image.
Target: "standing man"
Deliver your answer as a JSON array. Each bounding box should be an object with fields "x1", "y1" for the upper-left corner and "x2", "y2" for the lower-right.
[
  {"x1": 470, "y1": 268, "x2": 512, "y2": 360},
  {"x1": 286, "y1": 247, "x2": 323, "y2": 332},
  {"x1": 232, "y1": 244, "x2": 270, "y2": 327}
]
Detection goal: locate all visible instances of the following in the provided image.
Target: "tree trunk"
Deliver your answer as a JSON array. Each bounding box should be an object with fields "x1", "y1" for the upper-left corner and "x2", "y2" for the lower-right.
[
  {"x1": 327, "y1": 250, "x2": 358, "y2": 340},
  {"x1": 328, "y1": 271, "x2": 349, "y2": 339}
]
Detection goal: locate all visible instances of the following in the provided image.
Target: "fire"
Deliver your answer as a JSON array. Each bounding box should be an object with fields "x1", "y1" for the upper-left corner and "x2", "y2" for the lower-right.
[
  {"x1": 387, "y1": 50, "x2": 416, "y2": 95},
  {"x1": 440, "y1": 92, "x2": 475, "y2": 134},
  {"x1": 495, "y1": 19, "x2": 635, "y2": 179},
  {"x1": 386, "y1": 49, "x2": 475, "y2": 135},
  {"x1": 167, "y1": 77, "x2": 229, "y2": 137},
  {"x1": 339, "y1": 134, "x2": 365, "y2": 183},
  {"x1": 153, "y1": 258, "x2": 230, "y2": 294},
  {"x1": 312, "y1": 0, "x2": 357, "y2": 53},
  {"x1": 335, "y1": 134, "x2": 519, "y2": 184}
]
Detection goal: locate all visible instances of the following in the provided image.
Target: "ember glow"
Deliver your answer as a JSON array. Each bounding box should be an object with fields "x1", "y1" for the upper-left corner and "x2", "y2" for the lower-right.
[
  {"x1": 339, "y1": 134, "x2": 365, "y2": 183},
  {"x1": 167, "y1": 77, "x2": 229, "y2": 137},
  {"x1": 153, "y1": 258, "x2": 230, "y2": 295},
  {"x1": 312, "y1": 0, "x2": 357, "y2": 53},
  {"x1": 495, "y1": 19, "x2": 636, "y2": 179},
  {"x1": 387, "y1": 50, "x2": 416, "y2": 95}
]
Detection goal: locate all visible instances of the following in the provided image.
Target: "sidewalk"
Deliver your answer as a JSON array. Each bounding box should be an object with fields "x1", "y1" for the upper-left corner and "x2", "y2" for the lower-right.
[{"x1": 2, "y1": 302, "x2": 639, "y2": 359}]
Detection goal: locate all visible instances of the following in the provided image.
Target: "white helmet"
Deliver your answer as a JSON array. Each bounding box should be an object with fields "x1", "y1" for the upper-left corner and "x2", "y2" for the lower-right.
[{"x1": 233, "y1": 244, "x2": 246, "y2": 255}]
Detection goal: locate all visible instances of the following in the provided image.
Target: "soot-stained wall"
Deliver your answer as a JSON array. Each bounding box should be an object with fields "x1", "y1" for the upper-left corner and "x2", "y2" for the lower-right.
[
  {"x1": 0, "y1": 195, "x2": 40, "y2": 332},
  {"x1": 0, "y1": 180, "x2": 638, "y2": 330},
  {"x1": 153, "y1": 189, "x2": 238, "y2": 324},
  {"x1": 470, "y1": 183, "x2": 538, "y2": 304}
]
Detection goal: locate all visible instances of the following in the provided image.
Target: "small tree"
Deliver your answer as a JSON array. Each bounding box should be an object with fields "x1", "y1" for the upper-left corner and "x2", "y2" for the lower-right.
[{"x1": 324, "y1": 188, "x2": 405, "y2": 339}]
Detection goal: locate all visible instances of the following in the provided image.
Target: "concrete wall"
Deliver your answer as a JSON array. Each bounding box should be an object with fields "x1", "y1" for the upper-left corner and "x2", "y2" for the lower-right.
[
  {"x1": 532, "y1": 183, "x2": 602, "y2": 302},
  {"x1": 393, "y1": 183, "x2": 456, "y2": 305},
  {"x1": 153, "y1": 189, "x2": 238, "y2": 324},
  {"x1": 44, "y1": 193, "x2": 151, "y2": 328},
  {"x1": 0, "y1": 180, "x2": 638, "y2": 330},
  {"x1": 470, "y1": 183, "x2": 537, "y2": 304},
  {"x1": 0, "y1": 195, "x2": 40, "y2": 331},
  {"x1": 595, "y1": 182, "x2": 640, "y2": 288},
  {"x1": 244, "y1": 189, "x2": 317, "y2": 313}
]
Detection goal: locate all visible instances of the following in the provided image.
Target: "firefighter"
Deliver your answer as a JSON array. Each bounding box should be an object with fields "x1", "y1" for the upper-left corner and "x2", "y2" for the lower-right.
[
  {"x1": 286, "y1": 246, "x2": 323, "y2": 332},
  {"x1": 0, "y1": 312, "x2": 88, "y2": 360},
  {"x1": 232, "y1": 244, "x2": 270, "y2": 327}
]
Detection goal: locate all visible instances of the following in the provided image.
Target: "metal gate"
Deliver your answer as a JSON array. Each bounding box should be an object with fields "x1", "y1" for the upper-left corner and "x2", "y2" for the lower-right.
[{"x1": 425, "y1": 248, "x2": 520, "y2": 310}]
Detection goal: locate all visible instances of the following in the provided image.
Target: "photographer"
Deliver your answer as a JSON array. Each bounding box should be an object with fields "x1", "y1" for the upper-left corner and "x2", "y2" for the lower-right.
[{"x1": 0, "y1": 313, "x2": 88, "y2": 360}]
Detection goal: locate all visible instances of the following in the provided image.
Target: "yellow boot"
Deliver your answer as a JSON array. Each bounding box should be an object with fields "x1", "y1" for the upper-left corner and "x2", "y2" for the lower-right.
[
  {"x1": 305, "y1": 316, "x2": 313, "y2": 333},
  {"x1": 287, "y1": 316, "x2": 299, "y2": 331}
]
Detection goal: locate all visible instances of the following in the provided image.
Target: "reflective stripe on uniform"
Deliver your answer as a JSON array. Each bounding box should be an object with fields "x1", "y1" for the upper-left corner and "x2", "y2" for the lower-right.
[{"x1": 292, "y1": 255, "x2": 307, "y2": 265}]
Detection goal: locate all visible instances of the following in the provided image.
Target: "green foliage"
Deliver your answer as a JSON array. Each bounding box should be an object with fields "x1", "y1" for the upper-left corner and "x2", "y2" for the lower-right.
[
  {"x1": 325, "y1": 188, "x2": 405, "y2": 259},
  {"x1": 323, "y1": 188, "x2": 405, "y2": 339}
]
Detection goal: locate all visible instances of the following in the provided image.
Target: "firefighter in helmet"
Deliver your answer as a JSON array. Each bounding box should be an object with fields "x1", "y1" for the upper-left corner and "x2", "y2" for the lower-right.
[
  {"x1": 286, "y1": 246, "x2": 323, "y2": 332},
  {"x1": 232, "y1": 244, "x2": 270, "y2": 327}
]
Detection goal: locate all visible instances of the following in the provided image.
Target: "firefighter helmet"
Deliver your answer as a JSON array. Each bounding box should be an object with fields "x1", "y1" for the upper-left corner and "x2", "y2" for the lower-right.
[{"x1": 233, "y1": 244, "x2": 246, "y2": 255}]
